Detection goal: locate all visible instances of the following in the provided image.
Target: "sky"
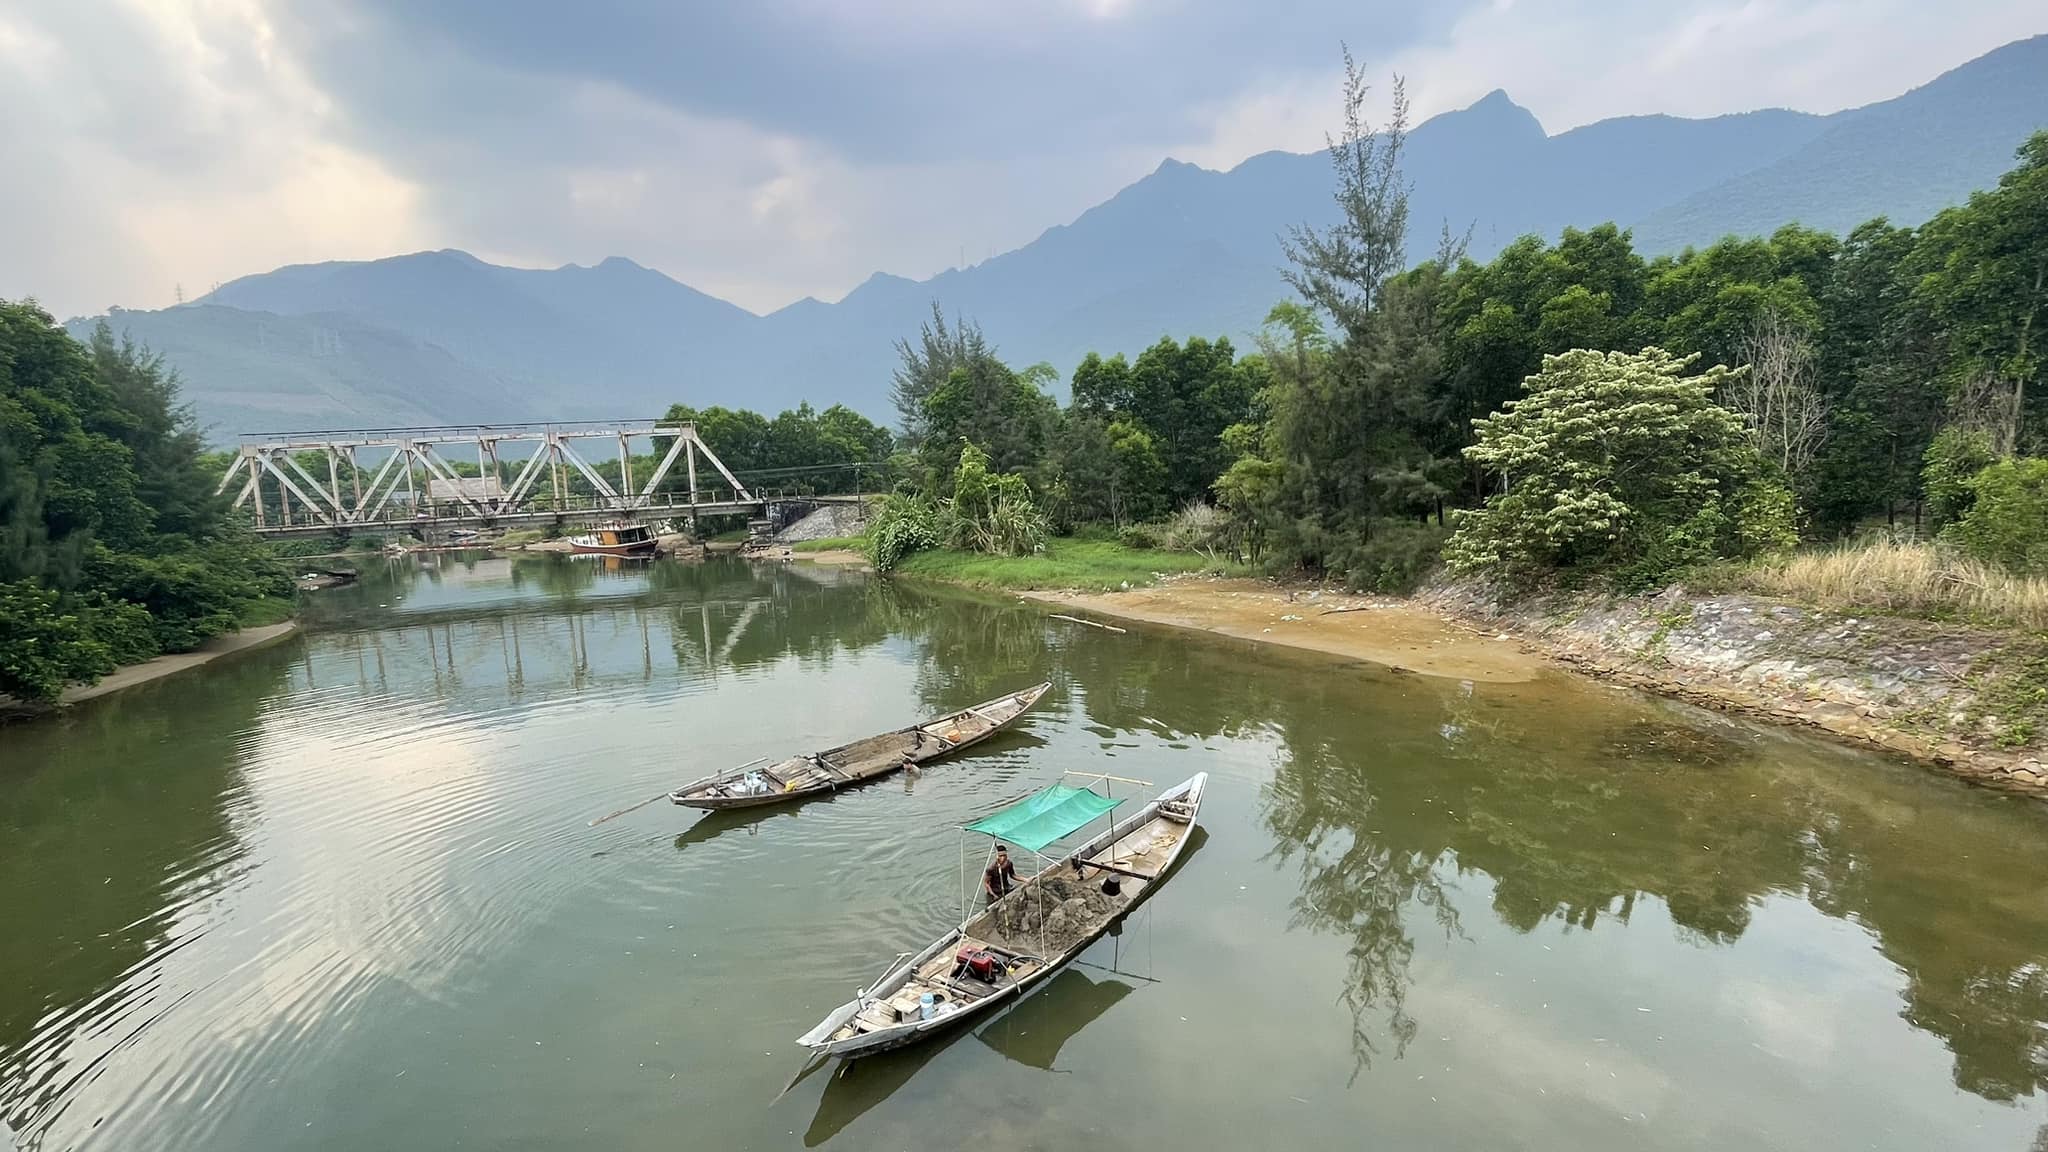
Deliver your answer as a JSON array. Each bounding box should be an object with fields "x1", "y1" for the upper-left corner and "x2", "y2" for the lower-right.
[{"x1": 2, "y1": 0, "x2": 2042, "y2": 321}]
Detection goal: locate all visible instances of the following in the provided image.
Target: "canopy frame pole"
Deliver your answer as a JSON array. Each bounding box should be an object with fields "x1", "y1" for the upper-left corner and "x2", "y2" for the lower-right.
[
  {"x1": 1062, "y1": 770, "x2": 1152, "y2": 788},
  {"x1": 1029, "y1": 844, "x2": 1047, "y2": 962}
]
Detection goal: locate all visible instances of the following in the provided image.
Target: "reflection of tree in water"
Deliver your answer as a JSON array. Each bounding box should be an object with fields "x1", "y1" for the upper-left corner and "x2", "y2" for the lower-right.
[
  {"x1": 1262, "y1": 739, "x2": 1456, "y2": 1080},
  {"x1": 0, "y1": 656, "x2": 284, "y2": 1145},
  {"x1": 1027, "y1": 615, "x2": 2048, "y2": 1104},
  {"x1": 340, "y1": 555, "x2": 2047, "y2": 1104}
]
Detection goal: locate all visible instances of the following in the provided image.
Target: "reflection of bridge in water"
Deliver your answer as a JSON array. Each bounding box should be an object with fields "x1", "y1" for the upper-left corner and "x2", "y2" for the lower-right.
[
  {"x1": 216, "y1": 420, "x2": 865, "y2": 539},
  {"x1": 295, "y1": 556, "x2": 871, "y2": 704}
]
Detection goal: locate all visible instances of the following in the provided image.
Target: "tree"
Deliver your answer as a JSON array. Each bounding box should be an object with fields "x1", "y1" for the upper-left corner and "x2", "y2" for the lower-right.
[
  {"x1": 920, "y1": 356, "x2": 1058, "y2": 485},
  {"x1": 1727, "y1": 307, "x2": 1828, "y2": 489},
  {"x1": 0, "y1": 300, "x2": 289, "y2": 701},
  {"x1": 1215, "y1": 451, "x2": 1284, "y2": 566},
  {"x1": 1104, "y1": 419, "x2": 1167, "y2": 525},
  {"x1": 1909, "y1": 132, "x2": 2048, "y2": 453},
  {"x1": 1281, "y1": 47, "x2": 1410, "y2": 343},
  {"x1": 891, "y1": 302, "x2": 993, "y2": 441},
  {"x1": 1445, "y1": 347, "x2": 1795, "y2": 587},
  {"x1": 1806, "y1": 219, "x2": 1939, "y2": 533}
]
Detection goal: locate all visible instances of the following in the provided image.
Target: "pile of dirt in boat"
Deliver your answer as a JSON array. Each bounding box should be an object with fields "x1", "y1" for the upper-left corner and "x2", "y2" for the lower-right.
[{"x1": 989, "y1": 872, "x2": 1127, "y2": 954}]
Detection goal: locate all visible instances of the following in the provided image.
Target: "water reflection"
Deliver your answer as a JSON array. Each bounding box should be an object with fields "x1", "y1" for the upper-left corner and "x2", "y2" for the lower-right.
[
  {"x1": 0, "y1": 653, "x2": 286, "y2": 1144},
  {"x1": 5, "y1": 551, "x2": 2048, "y2": 1152},
  {"x1": 803, "y1": 1044, "x2": 941, "y2": 1146},
  {"x1": 1247, "y1": 662, "x2": 2048, "y2": 1103},
  {"x1": 975, "y1": 967, "x2": 1138, "y2": 1071},
  {"x1": 803, "y1": 956, "x2": 1144, "y2": 1145}
]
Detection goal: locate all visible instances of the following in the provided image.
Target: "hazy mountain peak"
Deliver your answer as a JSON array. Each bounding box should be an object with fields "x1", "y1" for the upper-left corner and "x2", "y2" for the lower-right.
[
  {"x1": 1437, "y1": 87, "x2": 1547, "y2": 140},
  {"x1": 85, "y1": 34, "x2": 2048, "y2": 441}
]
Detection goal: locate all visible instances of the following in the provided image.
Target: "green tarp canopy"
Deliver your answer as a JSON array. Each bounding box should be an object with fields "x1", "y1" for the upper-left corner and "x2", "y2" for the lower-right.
[{"x1": 965, "y1": 785, "x2": 1121, "y2": 854}]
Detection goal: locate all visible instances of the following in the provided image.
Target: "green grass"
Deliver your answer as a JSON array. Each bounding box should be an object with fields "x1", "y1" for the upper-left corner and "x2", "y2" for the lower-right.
[
  {"x1": 792, "y1": 535, "x2": 867, "y2": 552},
  {"x1": 237, "y1": 595, "x2": 296, "y2": 628},
  {"x1": 891, "y1": 537, "x2": 1236, "y2": 591}
]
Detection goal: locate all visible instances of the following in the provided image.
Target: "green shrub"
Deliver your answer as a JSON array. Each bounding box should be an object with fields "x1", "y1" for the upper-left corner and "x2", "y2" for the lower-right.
[
  {"x1": 1117, "y1": 523, "x2": 1167, "y2": 550},
  {"x1": 1922, "y1": 427, "x2": 1999, "y2": 529},
  {"x1": 944, "y1": 444, "x2": 1047, "y2": 556},
  {"x1": 1446, "y1": 347, "x2": 1796, "y2": 589},
  {"x1": 1338, "y1": 520, "x2": 1446, "y2": 593},
  {"x1": 1949, "y1": 457, "x2": 2048, "y2": 574},
  {"x1": 864, "y1": 494, "x2": 941, "y2": 573},
  {"x1": 0, "y1": 583, "x2": 160, "y2": 700}
]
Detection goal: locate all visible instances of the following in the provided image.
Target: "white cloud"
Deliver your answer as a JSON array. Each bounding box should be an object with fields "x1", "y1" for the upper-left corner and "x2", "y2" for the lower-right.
[
  {"x1": 0, "y1": 0, "x2": 426, "y2": 317},
  {"x1": 5, "y1": 0, "x2": 2042, "y2": 319}
]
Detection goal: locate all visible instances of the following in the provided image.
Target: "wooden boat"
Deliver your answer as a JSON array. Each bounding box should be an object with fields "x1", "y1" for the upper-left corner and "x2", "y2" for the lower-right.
[
  {"x1": 667, "y1": 682, "x2": 1052, "y2": 811},
  {"x1": 567, "y1": 522, "x2": 657, "y2": 557},
  {"x1": 795, "y1": 771, "x2": 1206, "y2": 1058}
]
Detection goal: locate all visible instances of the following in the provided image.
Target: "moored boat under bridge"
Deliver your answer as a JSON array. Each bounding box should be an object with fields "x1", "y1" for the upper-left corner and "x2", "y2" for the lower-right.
[{"x1": 216, "y1": 420, "x2": 867, "y2": 540}]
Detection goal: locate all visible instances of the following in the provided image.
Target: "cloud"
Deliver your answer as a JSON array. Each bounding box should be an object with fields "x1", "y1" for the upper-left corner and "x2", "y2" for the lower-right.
[
  {"x1": 0, "y1": 0, "x2": 427, "y2": 317},
  {"x1": 4, "y1": 0, "x2": 2042, "y2": 319}
]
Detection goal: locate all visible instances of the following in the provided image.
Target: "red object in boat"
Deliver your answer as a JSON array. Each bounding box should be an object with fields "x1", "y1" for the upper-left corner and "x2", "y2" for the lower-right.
[{"x1": 955, "y1": 948, "x2": 1000, "y2": 981}]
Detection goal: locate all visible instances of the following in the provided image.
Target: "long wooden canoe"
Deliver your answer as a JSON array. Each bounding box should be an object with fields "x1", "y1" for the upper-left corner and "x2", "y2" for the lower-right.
[
  {"x1": 666, "y1": 682, "x2": 1052, "y2": 811},
  {"x1": 795, "y1": 771, "x2": 1206, "y2": 1058}
]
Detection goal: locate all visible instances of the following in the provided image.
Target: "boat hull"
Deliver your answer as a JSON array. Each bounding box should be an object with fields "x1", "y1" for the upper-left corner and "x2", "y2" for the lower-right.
[
  {"x1": 567, "y1": 540, "x2": 658, "y2": 557},
  {"x1": 669, "y1": 682, "x2": 1051, "y2": 811},
  {"x1": 797, "y1": 772, "x2": 1207, "y2": 1059}
]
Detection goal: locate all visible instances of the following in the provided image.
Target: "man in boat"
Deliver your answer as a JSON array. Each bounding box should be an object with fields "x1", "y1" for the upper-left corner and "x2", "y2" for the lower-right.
[{"x1": 984, "y1": 845, "x2": 1018, "y2": 904}]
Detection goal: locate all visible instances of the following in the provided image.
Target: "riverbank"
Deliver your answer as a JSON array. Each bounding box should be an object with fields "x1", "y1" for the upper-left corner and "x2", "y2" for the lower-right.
[
  {"x1": 1025, "y1": 579, "x2": 1543, "y2": 683},
  {"x1": 1013, "y1": 567, "x2": 2046, "y2": 795},
  {"x1": 54, "y1": 621, "x2": 301, "y2": 706},
  {"x1": 1420, "y1": 580, "x2": 2047, "y2": 795}
]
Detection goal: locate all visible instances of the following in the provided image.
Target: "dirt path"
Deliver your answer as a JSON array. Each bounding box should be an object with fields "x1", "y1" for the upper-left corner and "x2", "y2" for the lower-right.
[
  {"x1": 1023, "y1": 579, "x2": 1543, "y2": 683},
  {"x1": 58, "y1": 622, "x2": 300, "y2": 705}
]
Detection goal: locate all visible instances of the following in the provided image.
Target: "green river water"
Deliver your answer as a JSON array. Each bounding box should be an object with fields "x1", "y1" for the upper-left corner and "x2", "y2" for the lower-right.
[{"x1": 4, "y1": 553, "x2": 2048, "y2": 1150}]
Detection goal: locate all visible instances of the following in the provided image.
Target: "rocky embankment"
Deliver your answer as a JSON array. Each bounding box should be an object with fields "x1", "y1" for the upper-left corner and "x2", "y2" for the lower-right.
[
  {"x1": 774, "y1": 501, "x2": 871, "y2": 543},
  {"x1": 1421, "y1": 581, "x2": 2047, "y2": 795}
]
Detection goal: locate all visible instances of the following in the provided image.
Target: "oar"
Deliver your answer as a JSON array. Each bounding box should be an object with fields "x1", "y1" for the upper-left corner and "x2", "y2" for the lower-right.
[
  {"x1": 771, "y1": 1051, "x2": 830, "y2": 1104},
  {"x1": 1067, "y1": 957, "x2": 1162, "y2": 984},
  {"x1": 588, "y1": 758, "x2": 768, "y2": 826}
]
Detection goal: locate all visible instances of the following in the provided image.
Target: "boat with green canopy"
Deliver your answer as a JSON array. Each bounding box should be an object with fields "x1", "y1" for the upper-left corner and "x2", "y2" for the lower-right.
[{"x1": 795, "y1": 770, "x2": 1206, "y2": 1059}]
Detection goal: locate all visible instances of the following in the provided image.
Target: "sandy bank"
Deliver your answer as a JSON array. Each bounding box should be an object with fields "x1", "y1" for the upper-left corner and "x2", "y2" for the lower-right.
[
  {"x1": 797, "y1": 549, "x2": 870, "y2": 567},
  {"x1": 1023, "y1": 579, "x2": 1543, "y2": 683},
  {"x1": 56, "y1": 622, "x2": 300, "y2": 706},
  {"x1": 1020, "y1": 574, "x2": 2044, "y2": 797}
]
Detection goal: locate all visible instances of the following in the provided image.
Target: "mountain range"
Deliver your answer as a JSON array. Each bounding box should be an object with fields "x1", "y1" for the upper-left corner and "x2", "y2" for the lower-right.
[{"x1": 68, "y1": 34, "x2": 2048, "y2": 442}]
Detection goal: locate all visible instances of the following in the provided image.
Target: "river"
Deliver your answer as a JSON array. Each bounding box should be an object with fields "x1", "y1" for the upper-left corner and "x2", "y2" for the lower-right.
[{"x1": 3, "y1": 553, "x2": 2046, "y2": 1150}]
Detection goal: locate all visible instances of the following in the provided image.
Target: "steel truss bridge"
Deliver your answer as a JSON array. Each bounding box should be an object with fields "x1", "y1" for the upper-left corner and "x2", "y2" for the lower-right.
[{"x1": 216, "y1": 421, "x2": 854, "y2": 539}]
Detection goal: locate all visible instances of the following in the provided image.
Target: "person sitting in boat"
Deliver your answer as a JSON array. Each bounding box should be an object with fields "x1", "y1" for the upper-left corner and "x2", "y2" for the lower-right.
[{"x1": 984, "y1": 845, "x2": 1018, "y2": 904}]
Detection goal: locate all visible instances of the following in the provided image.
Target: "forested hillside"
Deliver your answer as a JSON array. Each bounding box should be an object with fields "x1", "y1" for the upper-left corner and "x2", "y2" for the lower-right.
[
  {"x1": 847, "y1": 87, "x2": 2047, "y2": 605},
  {"x1": 0, "y1": 304, "x2": 290, "y2": 702}
]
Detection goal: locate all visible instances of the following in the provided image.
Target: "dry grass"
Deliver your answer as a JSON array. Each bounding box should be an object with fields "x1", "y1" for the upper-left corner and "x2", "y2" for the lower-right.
[{"x1": 1739, "y1": 538, "x2": 2048, "y2": 632}]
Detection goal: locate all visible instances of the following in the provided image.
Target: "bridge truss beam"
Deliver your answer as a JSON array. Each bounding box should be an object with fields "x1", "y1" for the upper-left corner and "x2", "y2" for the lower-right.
[{"x1": 216, "y1": 422, "x2": 757, "y2": 535}]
